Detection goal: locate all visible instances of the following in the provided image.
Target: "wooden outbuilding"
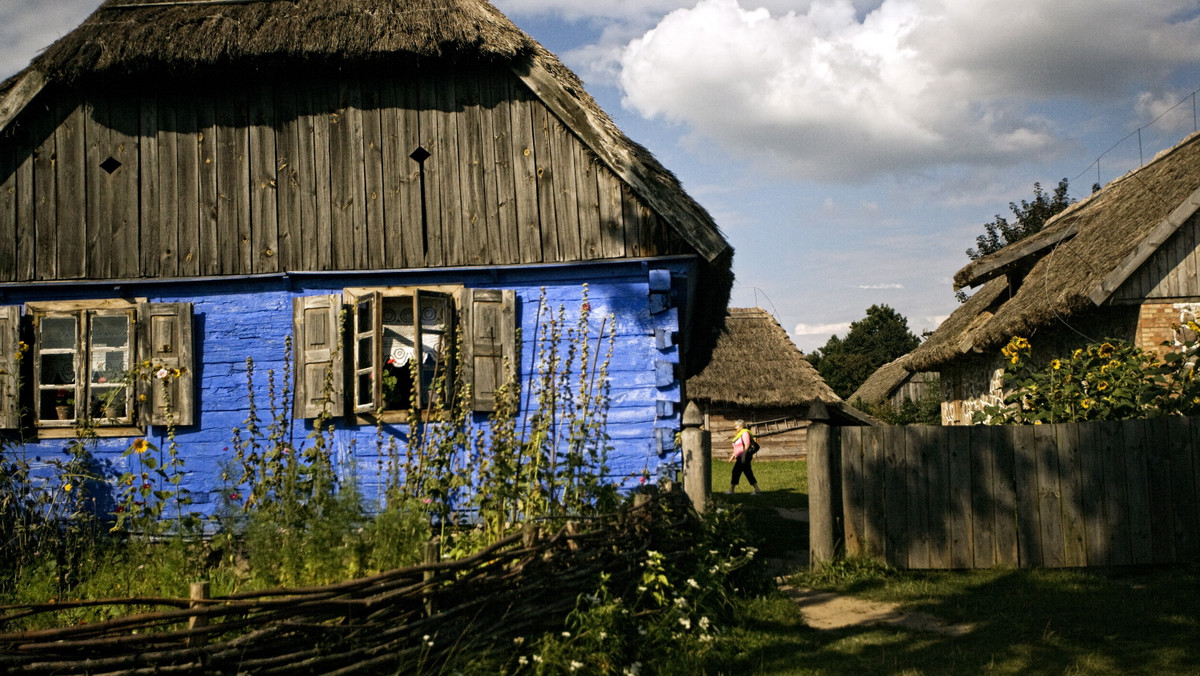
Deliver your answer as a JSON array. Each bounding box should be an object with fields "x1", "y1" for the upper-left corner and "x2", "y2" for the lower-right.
[
  {"x1": 904, "y1": 130, "x2": 1200, "y2": 423},
  {"x1": 0, "y1": 0, "x2": 733, "y2": 503},
  {"x1": 686, "y1": 308, "x2": 875, "y2": 459}
]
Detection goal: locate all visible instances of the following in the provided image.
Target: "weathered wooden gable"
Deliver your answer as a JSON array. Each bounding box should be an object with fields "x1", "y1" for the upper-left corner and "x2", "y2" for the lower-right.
[{"x1": 0, "y1": 66, "x2": 687, "y2": 283}]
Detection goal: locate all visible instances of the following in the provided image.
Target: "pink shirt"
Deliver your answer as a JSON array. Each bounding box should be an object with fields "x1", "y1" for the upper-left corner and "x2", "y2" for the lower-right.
[{"x1": 731, "y1": 428, "x2": 751, "y2": 458}]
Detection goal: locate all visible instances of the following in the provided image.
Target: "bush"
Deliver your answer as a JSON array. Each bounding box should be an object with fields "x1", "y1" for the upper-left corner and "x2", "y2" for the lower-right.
[{"x1": 975, "y1": 333, "x2": 1200, "y2": 424}]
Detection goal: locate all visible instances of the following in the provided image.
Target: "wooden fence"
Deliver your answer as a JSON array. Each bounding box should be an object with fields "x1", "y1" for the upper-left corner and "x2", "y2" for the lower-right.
[{"x1": 807, "y1": 418, "x2": 1200, "y2": 570}]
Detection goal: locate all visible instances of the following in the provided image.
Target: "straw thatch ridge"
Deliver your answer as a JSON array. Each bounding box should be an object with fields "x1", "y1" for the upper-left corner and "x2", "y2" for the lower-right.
[
  {"x1": 0, "y1": 0, "x2": 730, "y2": 263},
  {"x1": 850, "y1": 357, "x2": 910, "y2": 405},
  {"x1": 687, "y1": 307, "x2": 840, "y2": 408},
  {"x1": 907, "y1": 131, "x2": 1200, "y2": 371},
  {"x1": 904, "y1": 277, "x2": 1009, "y2": 371}
]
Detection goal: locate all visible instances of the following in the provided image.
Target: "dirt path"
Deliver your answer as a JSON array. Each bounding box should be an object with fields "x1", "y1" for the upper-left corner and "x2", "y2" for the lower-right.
[
  {"x1": 780, "y1": 586, "x2": 974, "y2": 634},
  {"x1": 769, "y1": 507, "x2": 972, "y2": 635}
]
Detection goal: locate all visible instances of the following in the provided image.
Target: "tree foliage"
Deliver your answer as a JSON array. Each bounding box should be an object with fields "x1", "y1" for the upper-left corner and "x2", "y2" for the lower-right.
[
  {"x1": 966, "y1": 178, "x2": 1074, "y2": 261},
  {"x1": 806, "y1": 305, "x2": 920, "y2": 399}
]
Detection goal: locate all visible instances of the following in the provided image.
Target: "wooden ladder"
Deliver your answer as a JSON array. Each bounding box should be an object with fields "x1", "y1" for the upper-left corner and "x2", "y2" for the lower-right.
[{"x1": 750, "y1": 416, "x2": 806, "y2": 437}]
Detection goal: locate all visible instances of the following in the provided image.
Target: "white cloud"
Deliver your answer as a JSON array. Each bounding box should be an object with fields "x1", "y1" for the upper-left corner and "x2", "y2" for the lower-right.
[
  {"x1": 858, "y1": 283, "x2": 903, "y2": 289},
  {"x1": 794, "y1": 321, "x2": 851, "y2": 337},
  {"x1": 617, "y1": 0, "x2": 1200, "y2": 181}
]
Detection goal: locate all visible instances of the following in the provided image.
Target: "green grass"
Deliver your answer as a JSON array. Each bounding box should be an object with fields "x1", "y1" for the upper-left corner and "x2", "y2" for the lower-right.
[{"x1": 703, "y1": 458, "x2": 1200, "y2": 675}]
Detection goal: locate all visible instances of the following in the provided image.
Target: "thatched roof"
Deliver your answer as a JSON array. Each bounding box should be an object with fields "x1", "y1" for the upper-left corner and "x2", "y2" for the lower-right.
[
  {"x1": 687, "y1": 308, "x2": 841, "y2": 408},
  {"x1": 907, "y1": 130, "x2": 1200, "y2": 371},
  {"x1": 850, "y1": 357, "x2": 910, "y2": 405},
  {"x1": 0, "y1": 0, "x2": 729, "y2": 263}
]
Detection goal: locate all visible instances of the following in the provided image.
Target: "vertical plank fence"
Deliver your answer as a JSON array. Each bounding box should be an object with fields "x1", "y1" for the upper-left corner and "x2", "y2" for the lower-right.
[{"x1": 807, "y1": 418, "x2": 1200, "y2": 570}]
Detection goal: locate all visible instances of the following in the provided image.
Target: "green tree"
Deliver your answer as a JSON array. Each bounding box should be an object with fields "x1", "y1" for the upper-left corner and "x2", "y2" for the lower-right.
[
  {"x1": 807, "y1": 305, "x2": 920, "y2": 399},
  {"x1": 966, "y1": 178, "x2": 1074, "y2": 261}
]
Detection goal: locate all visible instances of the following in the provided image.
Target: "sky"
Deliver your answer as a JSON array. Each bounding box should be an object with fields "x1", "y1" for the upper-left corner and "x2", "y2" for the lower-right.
[{"x1": 3, "y1": 0, "x2": 1200, "y2": 351}]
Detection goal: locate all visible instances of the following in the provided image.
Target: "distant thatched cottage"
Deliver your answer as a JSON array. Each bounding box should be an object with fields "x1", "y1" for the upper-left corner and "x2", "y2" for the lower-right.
[
  {"x1": 905, "y1": 131, "x2": 1200, "y2": 424},
  {"x1": 850, "y1": 357, "x2": 938, "y2": 411},
  {"x1": 0, "y1": 0, "x2": 733, "y2": 504},
  {"x1": 687, "y1": 308, "x2": 874, "y2": 459}
]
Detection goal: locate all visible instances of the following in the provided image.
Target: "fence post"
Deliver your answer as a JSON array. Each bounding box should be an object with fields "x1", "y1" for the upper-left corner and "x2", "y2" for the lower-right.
[
  {"x1": 423, "y1": 540, "x2": 440, "y2": 617},
  {"x1": 681, "y1": 401, "x2": 711, "y2": 513},
  {"x1": 807, "y1": 422, "x2": 842, "y2": 569},
  {"x1": 187, "y1": 581, "x2": 209, "y2": 647}
]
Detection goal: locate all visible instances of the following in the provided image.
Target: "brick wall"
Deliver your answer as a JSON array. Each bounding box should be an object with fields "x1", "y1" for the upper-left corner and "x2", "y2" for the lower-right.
[{"x1": 1136, "y1": 300, "x2": 1200, "y2": 359}]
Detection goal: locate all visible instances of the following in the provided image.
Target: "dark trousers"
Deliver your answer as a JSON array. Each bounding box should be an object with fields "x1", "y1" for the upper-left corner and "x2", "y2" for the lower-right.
[{"x1": 731, "y1": 455, "x2": 756, "y2": 486}]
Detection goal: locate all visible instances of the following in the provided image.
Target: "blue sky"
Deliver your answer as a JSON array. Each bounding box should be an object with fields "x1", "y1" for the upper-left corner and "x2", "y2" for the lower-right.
[{"x1": 3, "y1": 0, "x2": 1200, "y2": 351}]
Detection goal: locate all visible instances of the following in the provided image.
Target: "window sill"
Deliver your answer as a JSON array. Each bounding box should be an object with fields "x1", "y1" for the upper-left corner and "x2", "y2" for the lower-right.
[
  {"x1": 356, "y1": 409, "x2": 450, "y2": 425},
  {"x1": 38, "y1": 425, "x2": 145, "y2": 439}
]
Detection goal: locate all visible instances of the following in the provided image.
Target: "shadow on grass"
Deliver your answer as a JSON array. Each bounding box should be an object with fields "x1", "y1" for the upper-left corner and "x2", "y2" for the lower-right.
[{"x1": 717, "y1": 565, "x2": 1200, "y2": 675}]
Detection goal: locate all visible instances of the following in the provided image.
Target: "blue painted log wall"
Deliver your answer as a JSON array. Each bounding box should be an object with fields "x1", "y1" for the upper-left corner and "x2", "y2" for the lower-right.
[{"x1": 4, "y1": 259, "x2": 694, "y2": 513}]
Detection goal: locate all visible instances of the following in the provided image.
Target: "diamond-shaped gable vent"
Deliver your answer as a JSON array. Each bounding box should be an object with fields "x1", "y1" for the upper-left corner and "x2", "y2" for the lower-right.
[{"x1": 100, "y1": 156, "x2": 122, "y2": 174}]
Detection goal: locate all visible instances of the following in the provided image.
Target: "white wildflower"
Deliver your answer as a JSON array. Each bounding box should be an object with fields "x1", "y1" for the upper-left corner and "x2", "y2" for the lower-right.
[
  {"x1": 518, "y1": 656, "x2": 528, "y2": 666},
  {"x1": 699, "y1": 616, "x2": 711, "y2": 631},
  {"x1": 561, "y1": 631, "x2": 571, "y2": 638},
  {"x1": 533, "y1": 655, "x2": 543, "y2": 664},
  {"x1": 674, "y1": 597, "x2": 688, "y2": 608},
  {"x1": 570, "y1": 661, "x2": 583, "y2": 671},
  {"x1": 686, "y1": 578, "x2": 699, "y2": 589},
  {"x1": 678, "y1": 617, "x2": 691, "y2": 630}
]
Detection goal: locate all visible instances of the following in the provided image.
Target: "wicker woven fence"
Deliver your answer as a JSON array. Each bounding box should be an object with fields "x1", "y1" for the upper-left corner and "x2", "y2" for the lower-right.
[{"x1": 0, "y1": 490, "x2": 694, "y2": 674}]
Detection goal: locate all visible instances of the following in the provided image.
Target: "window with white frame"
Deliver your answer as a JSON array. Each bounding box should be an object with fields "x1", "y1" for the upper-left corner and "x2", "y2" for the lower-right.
[
  {"x1": 0, "y1": 300, "x2": 196, "y2": 434},
  {"x1": 293, "y1": 287, "x2": 515, "y2": 421}
]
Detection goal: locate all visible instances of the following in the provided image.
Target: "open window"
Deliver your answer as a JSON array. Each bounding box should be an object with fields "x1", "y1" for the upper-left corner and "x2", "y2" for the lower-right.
[
  {"x1": 293, "y1": 287, "x2": 515, "y2": 421},
  {"x1": 0, "y1": 300, "x2": 195, "y2": 435}
]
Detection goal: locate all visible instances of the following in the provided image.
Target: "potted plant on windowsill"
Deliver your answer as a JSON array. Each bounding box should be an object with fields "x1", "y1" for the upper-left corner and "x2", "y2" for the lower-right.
[{"x1": 54, "y1": 391, "x2": 74, "y2": 420}]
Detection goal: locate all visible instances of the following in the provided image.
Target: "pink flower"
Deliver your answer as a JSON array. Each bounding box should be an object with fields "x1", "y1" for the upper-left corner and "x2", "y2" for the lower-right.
[
  {"x1": 155, "y1": 368, "x2": 169, "y2": 379},
  {"x1": 229, "y1": 492, "x2": 241, "y2": 500}
]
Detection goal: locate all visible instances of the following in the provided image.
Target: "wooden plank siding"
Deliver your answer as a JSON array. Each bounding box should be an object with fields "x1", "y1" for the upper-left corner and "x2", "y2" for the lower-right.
[
  {"x1": 0, "y1": 71, "x2": 688, "y2": 283},
  {"x1": 1115, "y1": 214, "x2": 1200, "y2": 301},
  {"x1": 817, "y1": 416, "x2": 1200, "y2": 570}
]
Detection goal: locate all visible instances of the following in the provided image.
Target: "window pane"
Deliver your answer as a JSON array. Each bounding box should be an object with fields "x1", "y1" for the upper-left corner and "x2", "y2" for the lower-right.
[
  {"x1": 357, "y1": 336, "x2": 373, "y2": 369},
  {"x1": 40, "y1": 353, "x2": 76, "y2": 385},
  {"x1": 91, "y1": 315, "x2": 130, "y2": 349},
  {"x1": 40, "y1": 389, "x2": 75, "y2": 420},
  {"x1": 91, "y1": 350, "x2": 128, "y2": 384},
  {"x1": 357, "y1": 297, "x2": 373, "y2": 330},
  {"x1": 91, "y1": 386, "x2": 127, "y2": 419},
  {"x1": 41, "y1": 316, "x2": 76, "y2": 350},
  {"x1": 357, "y1": 373, "x2": 374, "y2": 407}
]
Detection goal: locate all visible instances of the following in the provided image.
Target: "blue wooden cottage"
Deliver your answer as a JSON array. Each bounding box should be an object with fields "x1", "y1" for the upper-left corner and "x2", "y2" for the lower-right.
[{"x1": 0, "y1": 0, "x2": 733, "y2": 512}]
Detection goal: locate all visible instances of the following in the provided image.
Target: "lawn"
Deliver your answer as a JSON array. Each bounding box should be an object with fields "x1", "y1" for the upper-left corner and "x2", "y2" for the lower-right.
[{"x1": 704, "y1": 458, "x2": 1200, "y2": 675}]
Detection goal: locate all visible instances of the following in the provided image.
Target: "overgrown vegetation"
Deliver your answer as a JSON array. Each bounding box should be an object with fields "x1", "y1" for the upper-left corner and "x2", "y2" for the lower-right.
[
  {"x1": 853, "y1": 386, "x2": 941, "y2": 426},
  {"x1": 974, "y1": 333, "x2": 1200, "y2": 424},
  {"x1": 0, "y1": 289, "x2": 627, "y2": 614}
]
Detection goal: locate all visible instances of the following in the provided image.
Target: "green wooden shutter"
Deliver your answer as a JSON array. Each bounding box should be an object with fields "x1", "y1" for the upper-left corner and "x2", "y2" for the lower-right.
[
  {"x1": 0, "y1": 306, "x2": 21, "y2": 429},
  {"x1": 293, "y1": 294, "x2": 345, "y2": 419},
  {"x1": 138, "y1": 303, "x2": 195, "y2": 426},
  {"x1": 459, "y1": 289, "x2": 515, "y2": 412}
]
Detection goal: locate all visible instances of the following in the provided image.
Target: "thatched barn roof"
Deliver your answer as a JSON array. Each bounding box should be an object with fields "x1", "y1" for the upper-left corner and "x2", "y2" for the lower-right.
[
  {"x1": 850, "y1": 357, "x2": 911, "y2": 405},
  {"x1": 0, "y1": 0, "x2": 729, "y2": 262},
  {"x1": 906, "y1": 130, "x2": 1200, "y2": 371},
  {"x1": 688, "y1": 308, "x2": 841, "y2": 408}
]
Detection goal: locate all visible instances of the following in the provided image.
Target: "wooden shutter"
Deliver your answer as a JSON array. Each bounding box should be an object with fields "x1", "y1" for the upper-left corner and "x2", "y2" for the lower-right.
[
  {"x1": 293, "y1": 294, "x2": 345, "y2": 418},
  {"x1": 459, "y1": 289, "x2": 516, "y2": 412},
  {"x1": 138, "y1": 302, "x2": 195, "y2": 426},
  {"x1": 351, "y1": 291, "x2": 382, "y2": 415},
  {"x1": 0, "y1": 306, "x2": 20, "y2": 429}
]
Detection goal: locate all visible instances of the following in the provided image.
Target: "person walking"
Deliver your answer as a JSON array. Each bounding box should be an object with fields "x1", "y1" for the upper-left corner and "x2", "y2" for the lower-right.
[{"x1": 728, "y1": 419, "x2": 760, "y2": 494}]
